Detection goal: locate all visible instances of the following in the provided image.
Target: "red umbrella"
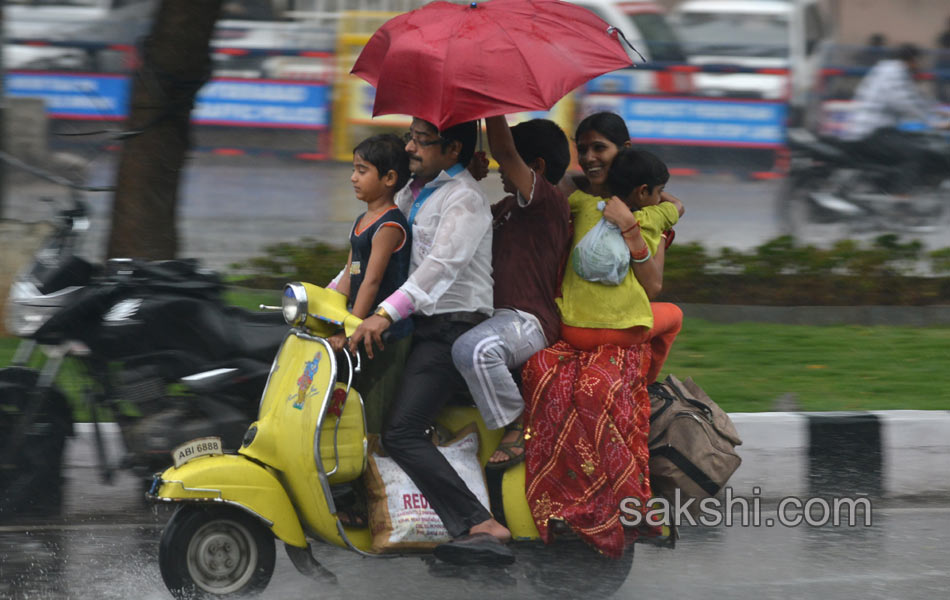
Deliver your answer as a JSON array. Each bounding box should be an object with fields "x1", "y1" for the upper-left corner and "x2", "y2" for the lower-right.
[{"x1": 350, "y1": 0, "x2": 634, "y2": 130}]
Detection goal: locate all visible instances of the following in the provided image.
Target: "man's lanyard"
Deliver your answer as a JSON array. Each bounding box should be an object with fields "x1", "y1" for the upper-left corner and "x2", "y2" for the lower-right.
[{"x1": 408, "y1": 163, "x2": 464, "y2": 227}]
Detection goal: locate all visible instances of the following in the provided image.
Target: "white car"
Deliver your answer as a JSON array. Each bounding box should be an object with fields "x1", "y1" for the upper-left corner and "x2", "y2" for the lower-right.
[{"x1": 671, "y1": 0, "x2": 833, "y2": 123}]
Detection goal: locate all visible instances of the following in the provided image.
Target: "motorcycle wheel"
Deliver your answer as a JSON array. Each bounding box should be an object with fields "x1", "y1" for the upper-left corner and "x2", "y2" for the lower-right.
[
  {"x1": 159, "y1": 505, "x2": 276, "y2": 599},
  {"x1": 0, "y1": 367, "x2": 73, "y2": 521},
  {"x1": 775, "y1": 175, "x2": 850, "y2": 244},
  {"x1": 523, "y1": 539, "x2": 634, "y2": 600}
]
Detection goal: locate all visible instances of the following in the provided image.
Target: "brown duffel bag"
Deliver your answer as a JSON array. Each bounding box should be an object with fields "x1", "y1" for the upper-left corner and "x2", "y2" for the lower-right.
[{"x1": 647, "y1": 375, "x2": 743, "y2": 511}]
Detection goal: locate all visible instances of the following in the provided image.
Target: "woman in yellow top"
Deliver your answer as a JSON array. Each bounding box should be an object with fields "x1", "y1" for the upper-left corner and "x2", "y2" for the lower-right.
[
  {"x1": 519, "y1": 112, "x2": 682, "y2": 558},
  {"x1": 557, "y1": 111, "x2": 683, "y2": 379}
]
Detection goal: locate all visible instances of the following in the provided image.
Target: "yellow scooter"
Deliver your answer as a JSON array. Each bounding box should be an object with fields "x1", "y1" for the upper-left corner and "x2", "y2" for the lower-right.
[{"x1": 147, "y1": 282, "x2": 661, "y2": 599}]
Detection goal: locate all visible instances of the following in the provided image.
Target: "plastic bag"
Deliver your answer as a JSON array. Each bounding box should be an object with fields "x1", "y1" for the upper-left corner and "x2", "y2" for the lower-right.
[{"x1": 571, "y1": 201, "x2": 630, "y2": 285}]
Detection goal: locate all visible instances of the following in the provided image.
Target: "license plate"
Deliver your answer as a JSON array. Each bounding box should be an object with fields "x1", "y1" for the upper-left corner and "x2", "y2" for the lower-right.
[{"x1": 172, "y1": 436, "x2": 223, "y2": 468}]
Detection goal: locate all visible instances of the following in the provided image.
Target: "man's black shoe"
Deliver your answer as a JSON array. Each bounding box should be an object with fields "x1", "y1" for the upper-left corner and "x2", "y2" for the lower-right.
[{"x1": 432, "y1": 532, "x2": 515, "y2": 566}]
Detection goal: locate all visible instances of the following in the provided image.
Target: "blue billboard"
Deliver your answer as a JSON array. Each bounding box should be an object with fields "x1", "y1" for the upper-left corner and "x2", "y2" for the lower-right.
[
  {"x1": 5, "y1": 72, "x2": 129, "y2": 119},
  {"x1": 5, "y1": 72, "x2": 330, "y2": 129},
  {"x1": 581, "y1": 94, "x2": 787, "y2": 147},
  {"x1": 193, "y1": 79, "x2": 328, "y2": 128}
]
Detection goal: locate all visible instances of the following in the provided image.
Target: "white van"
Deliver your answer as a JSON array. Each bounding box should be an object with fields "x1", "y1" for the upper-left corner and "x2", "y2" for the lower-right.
[
  {"x1": 671, "y1": 0, "x2": 833, "y2": 122},
  {"x1": 3, "y1": 0, "x2": 155, "y2": 71},
  {"x1": 564, "y1": 0, "x2": 688, "y2": 63}
]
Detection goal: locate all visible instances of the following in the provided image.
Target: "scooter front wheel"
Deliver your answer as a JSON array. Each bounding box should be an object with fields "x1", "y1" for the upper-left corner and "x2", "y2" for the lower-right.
[{"x1": 159, "y1": 505, "x2": 276, "y2": 599}]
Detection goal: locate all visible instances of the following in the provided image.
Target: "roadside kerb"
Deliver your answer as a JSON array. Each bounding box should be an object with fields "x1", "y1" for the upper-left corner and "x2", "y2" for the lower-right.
[
  {"x1": 729, "y1": 410, "x2": 950, "y2": 501},
  {"x1": 67, "y1": 410, "x2": 950, "y2": 501}
]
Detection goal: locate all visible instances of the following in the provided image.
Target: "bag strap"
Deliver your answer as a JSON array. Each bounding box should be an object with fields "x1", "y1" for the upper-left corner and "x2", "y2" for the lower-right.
[
  {"x1": 648, "y1": 382, "x2": 677, "y2": 425},
  {"x1": 666, "y1": 375, "x2": 743, "y2": 446},
  {"x1": 665, "y1": 375, "x2": 715, "y2": 421},
  {"x1": 651, "y1": 446, "x2": 721, "y2": 497}
]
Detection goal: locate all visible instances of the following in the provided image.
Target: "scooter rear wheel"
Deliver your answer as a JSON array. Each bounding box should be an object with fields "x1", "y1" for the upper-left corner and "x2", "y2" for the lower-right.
[
  {"x1": 523, "y1": 539, "x2": 635, "y2": 599},
  {"x1": 159, "y1": 505, "x2": 276, "y2": 599}
]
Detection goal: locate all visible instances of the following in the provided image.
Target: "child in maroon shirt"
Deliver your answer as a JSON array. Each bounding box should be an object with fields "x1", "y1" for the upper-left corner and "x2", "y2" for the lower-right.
[{"x1": 451, "y1": 116, "x2": 572, "y2": 468}]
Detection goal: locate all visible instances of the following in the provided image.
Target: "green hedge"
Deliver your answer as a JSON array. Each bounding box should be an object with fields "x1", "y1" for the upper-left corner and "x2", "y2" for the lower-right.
[
  {"x1": 661, "y1": 235, "x2": 950, "y2": 306},
  {"x1": 229, "y1": 238, "x2": 348, "y2": 290},
  {"x1": 230, "y1": 234, "x2": 950, "y2": 306}
]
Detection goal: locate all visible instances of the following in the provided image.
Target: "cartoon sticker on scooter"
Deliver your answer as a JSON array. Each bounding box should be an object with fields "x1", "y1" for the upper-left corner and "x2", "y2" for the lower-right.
[{"x1": 291, "y1": 351, "x2": 322, "y2": 410}]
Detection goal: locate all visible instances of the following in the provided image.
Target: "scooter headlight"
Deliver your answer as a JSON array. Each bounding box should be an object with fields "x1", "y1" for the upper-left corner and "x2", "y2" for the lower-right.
[{"x1": 282, "y1": 282, "x2": 308, "y2": 326}]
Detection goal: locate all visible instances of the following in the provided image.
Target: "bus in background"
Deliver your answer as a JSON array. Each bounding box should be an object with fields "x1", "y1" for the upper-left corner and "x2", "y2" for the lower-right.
[{"x1": 671, "y1": 0, "x2": 834, "y2": 125}]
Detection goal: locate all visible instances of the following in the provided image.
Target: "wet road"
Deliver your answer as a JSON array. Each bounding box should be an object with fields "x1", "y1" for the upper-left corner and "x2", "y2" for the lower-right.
[
  {"x1": 8, "y1": 151, "x2": 786, "y2": 274},
  {"x1": 3, "y1": 467, "x2": 949, "y2": 600},
  {"x1": 3, "y1": 434, "x2": 950, "y2": 600},
  {"x1": 11, "y1": 151, "x2": 950, "y2": 277}
]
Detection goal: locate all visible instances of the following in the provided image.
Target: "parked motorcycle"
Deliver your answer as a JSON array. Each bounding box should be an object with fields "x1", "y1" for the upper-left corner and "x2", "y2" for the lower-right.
[
  {"x1": 148, "y1": 283, "x2": 672, "y2": 599},
  {"x1": 2, "y1": 194, "x2": 96, "y2": 518},
  {"x1": 1, "y1": 199, "x2": 288, "y2": 518},
  {"x1": 776, "y1": 127, "x2": 950, "y2": 242}
]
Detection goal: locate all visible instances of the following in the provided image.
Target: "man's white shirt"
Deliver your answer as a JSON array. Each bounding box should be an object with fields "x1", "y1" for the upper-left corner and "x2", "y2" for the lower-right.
[
  {"x1": 844, "y1": 59, "x2": 935, "y2": 140},
  {"x1": 380, "y1": 166, "x2": 493, "y2": 319}
]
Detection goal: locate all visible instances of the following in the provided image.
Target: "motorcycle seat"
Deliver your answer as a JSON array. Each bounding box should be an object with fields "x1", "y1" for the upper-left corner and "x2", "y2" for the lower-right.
[
  {"x1": 787, "y1": 132, "x2": 855, "y2": 164},
  {"x1": 224, "y1": 307, "x2": 289, "y2": 363}
]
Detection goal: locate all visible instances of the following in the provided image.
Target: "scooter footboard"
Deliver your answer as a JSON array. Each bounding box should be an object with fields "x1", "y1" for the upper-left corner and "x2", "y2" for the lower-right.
[
  {"x1": 148, "y1": 454, "x2": 308, "y2": 548},
  {"x1": 501, "y1": 462, "x2": 541, "y2": 540}
]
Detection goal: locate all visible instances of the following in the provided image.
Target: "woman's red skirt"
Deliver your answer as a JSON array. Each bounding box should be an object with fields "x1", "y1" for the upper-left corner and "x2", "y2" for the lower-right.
[{"x1": 521, "y1": 340, "x2": 659, "y2": 557}]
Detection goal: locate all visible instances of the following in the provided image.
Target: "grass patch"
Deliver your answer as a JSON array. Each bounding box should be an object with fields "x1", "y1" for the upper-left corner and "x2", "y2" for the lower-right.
[
  {"x1": 4, "y1": 315, "x2": 950, "y2": 417},
  {"x1": 224, "y1": 286, "x2": 282, "y2": 311},
  {"x1": 660, "y1": 318, "x2": 950, "y2": 412}
]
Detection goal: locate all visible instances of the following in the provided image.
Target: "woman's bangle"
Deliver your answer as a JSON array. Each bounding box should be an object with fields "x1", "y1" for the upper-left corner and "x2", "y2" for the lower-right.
[
  {"x1": 621, "y1": 221, "x2": 640, "y2": 235},
  {"x1": 631, "y1": 247, "x2": 651, "y2": 263}
]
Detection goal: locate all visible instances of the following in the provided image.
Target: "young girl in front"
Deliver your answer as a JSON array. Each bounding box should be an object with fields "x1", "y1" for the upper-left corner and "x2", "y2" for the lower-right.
[
  {"x1": 521, "y1": 114, "x2": 682, "y2": 558},
  {"x1": 328, "y1": 133, "x2": 412, "y2": 434}
]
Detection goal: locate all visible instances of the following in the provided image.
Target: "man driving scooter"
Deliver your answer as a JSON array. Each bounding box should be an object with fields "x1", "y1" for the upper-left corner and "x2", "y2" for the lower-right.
[
  {"x1": 843, "y1": 43, "x2": 950, "y2": 193},
  {"x1": 348, "y1": 117, "x2": 515, "y2": 566}
]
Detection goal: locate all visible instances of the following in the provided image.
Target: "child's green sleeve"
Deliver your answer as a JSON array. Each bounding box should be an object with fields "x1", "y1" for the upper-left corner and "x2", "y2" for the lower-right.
[
  {"x1": 634, "y1": 202, "x2": 678, "y2": 233},
  {"x1": 634, "y1": 203, "x2": 679, "y2": 253}
]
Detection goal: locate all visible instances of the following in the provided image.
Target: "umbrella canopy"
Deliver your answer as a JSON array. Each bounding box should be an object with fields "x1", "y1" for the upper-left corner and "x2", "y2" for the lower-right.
[{"x1": 350, "y1": 0, "x2": 633, "y2": 130}]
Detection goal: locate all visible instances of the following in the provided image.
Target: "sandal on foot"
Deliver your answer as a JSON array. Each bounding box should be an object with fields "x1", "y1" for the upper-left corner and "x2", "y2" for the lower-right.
[{"x1": 486, "y1": 423, "x2": 525, "y2": 471}]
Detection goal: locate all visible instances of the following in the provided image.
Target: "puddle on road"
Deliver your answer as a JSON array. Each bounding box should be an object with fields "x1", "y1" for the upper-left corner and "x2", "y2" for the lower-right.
[{"x1": 0, "y1": 525, "x2": 168, "y2": 600}]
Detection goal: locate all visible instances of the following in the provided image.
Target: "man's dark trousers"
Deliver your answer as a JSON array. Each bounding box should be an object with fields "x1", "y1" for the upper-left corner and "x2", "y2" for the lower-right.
[{"x1": 382, "y1": 314, "x2": 493, "y2": 538}]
